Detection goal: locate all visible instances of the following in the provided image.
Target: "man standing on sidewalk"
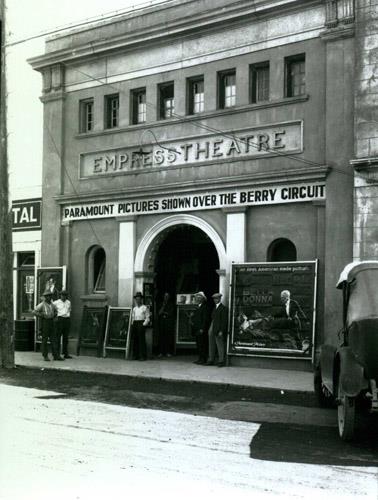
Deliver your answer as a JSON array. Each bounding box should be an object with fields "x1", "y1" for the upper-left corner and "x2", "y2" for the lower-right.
[
  {"x1": 53, "y1": 290, "x2": 72, "y2": 359},
  {"x1": 191, "y1": 291, "x2": 210, "y2": 365},
  {"x1": 206, "y1": 292, "x2": 228, "y2": 367},
  {"x1": 33, "y1": 291, "x2": 62, "y2": 361},
  {"x1": 131, "y1": 292, "x2": 150, "y2": 361}
]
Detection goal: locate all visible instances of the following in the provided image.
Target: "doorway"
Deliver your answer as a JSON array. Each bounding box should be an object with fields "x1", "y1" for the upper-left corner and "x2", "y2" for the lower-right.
[
  {"x1": 155, "y1": 224, "x2": 220, "y2": 301},
  {"x1": 153, "y1": 224, "x2": 220, "y2": 355}
]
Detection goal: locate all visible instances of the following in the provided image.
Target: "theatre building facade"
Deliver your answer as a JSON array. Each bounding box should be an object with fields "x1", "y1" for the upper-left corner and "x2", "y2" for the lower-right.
[{"x1": 30, "y1": 0, "x2": 355, "y2": 368}]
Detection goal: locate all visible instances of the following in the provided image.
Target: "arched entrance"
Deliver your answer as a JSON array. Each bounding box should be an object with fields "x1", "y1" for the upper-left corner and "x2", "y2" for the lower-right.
[
  {"x1": 155, "y1": 224, "x2": 220, "y2": 300},
  {"x1": 133, "y1": 215, "x2": 227, "y2": 356}
]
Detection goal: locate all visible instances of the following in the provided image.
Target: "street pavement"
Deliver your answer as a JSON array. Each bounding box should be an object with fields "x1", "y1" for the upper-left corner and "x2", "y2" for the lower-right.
[{"x1": 0, "y1": 383, "x2": 377, "y2": 500}]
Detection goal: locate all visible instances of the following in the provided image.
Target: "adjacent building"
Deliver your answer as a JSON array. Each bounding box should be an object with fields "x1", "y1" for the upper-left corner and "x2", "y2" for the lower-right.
[{"x1": 29, "y1": 0, "x2": 357, "y2": 368}]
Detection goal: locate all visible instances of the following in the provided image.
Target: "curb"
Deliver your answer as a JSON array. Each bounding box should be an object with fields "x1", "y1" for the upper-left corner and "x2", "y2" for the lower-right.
[{"x1": 9, "y1": 364, "x2": 317, "y2": 407}]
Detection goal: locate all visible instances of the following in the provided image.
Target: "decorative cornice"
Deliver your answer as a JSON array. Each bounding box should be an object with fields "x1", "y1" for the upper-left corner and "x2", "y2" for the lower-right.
[
  {"x1": 351, "y1": 157, "x2": 378, "y2": 183},
  {"x1": 40, "y1": 91, "x2": 66, "y2": 103},
  {"x1": 320, "y1": 25, "x2": 354, "y2": 41},
  {"x1": 54, "y1": 165, "x2": 330, "y2": 205},
  {"x1": 29, "y1": 0, "x2": 323, "y2": 71},
  {"x1": 350, "y1": 157, "x2": 378, "y2": 169}
]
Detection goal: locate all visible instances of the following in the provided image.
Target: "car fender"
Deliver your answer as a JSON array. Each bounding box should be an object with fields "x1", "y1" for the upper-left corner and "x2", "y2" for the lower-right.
[
  {"x1": 338, "y1": 347, "x2": 368, "y2": 397},
  {"x1": 317, "y1": 344, "x2": 337, "y2": 393}
]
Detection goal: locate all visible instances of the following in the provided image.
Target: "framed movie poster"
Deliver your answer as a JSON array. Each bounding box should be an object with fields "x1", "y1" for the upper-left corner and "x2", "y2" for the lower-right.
[
  {"x1": 143, "y1": 283, "x2": 155, "y2": 326},
  {"x1": 229, "y1": 261, "x2": 317, "y2": 359},
  {"x1": 176, "y1": 304, "x2": 197, "y2": 346},
  {"x1": 176, "y1": 294, "x2": 197, "y2": 306},
  {"x1": 34, "y1": 266, "x2": 67, "y2": 345},
  {"x1": 103, "y1": 307, "x2": 132, "y2": 358},
  {"x1": 77, "y1": 305, "x2": 107, "y2": 357}
]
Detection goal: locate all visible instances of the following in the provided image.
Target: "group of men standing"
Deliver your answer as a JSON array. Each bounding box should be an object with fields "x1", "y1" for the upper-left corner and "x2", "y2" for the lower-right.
[
  {"x1": 33, "y1": 290, "x2": 72, "y2": 361},
  {"x1": 191, "y1": 291, "x2": 228, "y2": 367},
  {"x1": 129, "y1": 289, "x2": 229, "y2": 366}
]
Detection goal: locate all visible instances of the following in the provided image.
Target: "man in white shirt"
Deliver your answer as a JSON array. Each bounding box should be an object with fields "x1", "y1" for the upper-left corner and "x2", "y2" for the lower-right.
[
  {"x1": 33, "y1": 291, "x2": 61, "y2": 361},
  {"x1": 53, "y1": 290, "x2": 72, "y2": 359},
  {"x1": 131, "y1": 292, "x2": 150, "y2": 361}
]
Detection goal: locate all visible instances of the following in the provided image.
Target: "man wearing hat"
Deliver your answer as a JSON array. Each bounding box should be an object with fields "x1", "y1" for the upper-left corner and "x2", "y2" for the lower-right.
[
  {"x1": 33, "y1": 291, "x2": 62, "y2": 361},
  {"x1": 206, "y1": 292, "x2": 228, "y2": 367},
  {"x1": 191, "y1": 291, "x2": 211, "y2": 365},
  {"x1": 53, "y1": 290, "x2": 72, "y2": 359},
  {"x1": 131, "y1": 292, "x2": 151, "y2": 361}
]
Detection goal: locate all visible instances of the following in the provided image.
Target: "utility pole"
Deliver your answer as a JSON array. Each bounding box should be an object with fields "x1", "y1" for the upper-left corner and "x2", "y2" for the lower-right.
[{"x1": 0, "y1": 0, "x2": 15, "y2": 369}]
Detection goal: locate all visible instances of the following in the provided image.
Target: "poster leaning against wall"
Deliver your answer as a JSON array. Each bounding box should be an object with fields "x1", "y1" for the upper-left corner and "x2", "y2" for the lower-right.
[{"x1": 229, "y1": 261, "x2": 317, "y2": 360}]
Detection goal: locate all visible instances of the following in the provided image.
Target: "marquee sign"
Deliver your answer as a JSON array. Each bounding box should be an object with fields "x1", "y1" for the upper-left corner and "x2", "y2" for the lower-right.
[
  {"x1": 62, "y1": 182, "x2": 325, "y2": 222},
  {"x1": 79, "y1": 121, "x2": 303, "y2": 178}
]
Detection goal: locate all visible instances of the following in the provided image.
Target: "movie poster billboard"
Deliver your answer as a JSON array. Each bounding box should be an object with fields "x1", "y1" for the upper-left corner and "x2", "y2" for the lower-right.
[{"x1": 229, "y1": 261, "x2": 317, "y2": 359}]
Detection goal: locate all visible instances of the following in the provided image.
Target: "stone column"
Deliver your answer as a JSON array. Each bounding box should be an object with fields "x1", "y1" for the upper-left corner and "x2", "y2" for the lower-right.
[
  {"x1": 117, "y1": 216, "x2": 136, "y2": 307},
  {"x1": 223, "y1": 207, "x2": 246, "y2": 301},
  {"x1": 225, "y1": 207, "x2": 246, "y2": 264}
]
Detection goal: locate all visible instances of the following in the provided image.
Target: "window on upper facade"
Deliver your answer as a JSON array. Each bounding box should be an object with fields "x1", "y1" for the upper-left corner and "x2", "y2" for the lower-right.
[
  {"x1": 131, "y1": 88, "x2": 147, "y2": 124},
  {"x1": 159, "y1": 82, "x2": 175, "y2": 119},
  {"x1": 218, "y1": 70, "x2": 236, "y2": 109},
  {"x1": 79, "y1": 98, "x2": 94, "y2": 133},
  {"x1": 267, "y1": 238, "x2": 297, "y2": 262},
  {"x1": 104, "y1": 94, "x2": 119, "y2": 129},
  {"x1": 188, "y1": 77, "x2": 204, "y2": 115},
  {"x1": 285, "y1": 54, "x2": 306, "y2": 98},
  {"x1": 250, "y1": 62, "x2": 270, "y2": 103}
]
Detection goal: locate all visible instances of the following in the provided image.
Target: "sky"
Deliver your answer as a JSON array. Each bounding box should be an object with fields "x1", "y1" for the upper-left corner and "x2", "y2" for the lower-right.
[{"x1": 6, "y1": 0, "x2": 168, "y2": 200}]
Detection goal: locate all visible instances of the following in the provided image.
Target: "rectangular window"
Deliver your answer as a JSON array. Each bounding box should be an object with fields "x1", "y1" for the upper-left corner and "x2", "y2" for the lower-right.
[
  {"x1": 131, "y1": 88, "x2": 146, "y2": 124},
  {"x1": 250, "y1": 62, "x2": 270, "y2": 103},
  {"x1": 218, "y1": 70, "x2": 236, "y2": 109},
  {"x1": 159, "y1": 82, "x2": 174, "y2": 119},
  {"x1": 285, "y1": 54, "x2": 306, "y2": 97},
  {"x1": 79, "y1": 98, "x2": 94, "y2": 133},
  {"x1": 188, "y1": 77, "x2": 204, "y2": 114},
  {"x1": 104, "y1": 94, "x2": 119, "y2": 129}
]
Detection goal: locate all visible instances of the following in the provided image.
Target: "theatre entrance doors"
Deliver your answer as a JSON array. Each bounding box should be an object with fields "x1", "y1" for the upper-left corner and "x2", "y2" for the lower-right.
[{"x1": 153, "y1": 224, "x2": 220, "y2": 354}]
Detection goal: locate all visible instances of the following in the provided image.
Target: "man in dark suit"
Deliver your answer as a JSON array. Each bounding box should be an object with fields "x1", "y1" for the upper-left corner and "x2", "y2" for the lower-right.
[
  {"x1": 191, "y1": 291, "x2": 210, "y2": 365},
  {"x1": 273, "y1": 290, "x2": 306, "y2": 327},
  {"x1": 270, "y1": 290, "x2": 308, "y2": 348},
  {"x1": 206, "y1": 292, "x2": 228, "y2": 367}
]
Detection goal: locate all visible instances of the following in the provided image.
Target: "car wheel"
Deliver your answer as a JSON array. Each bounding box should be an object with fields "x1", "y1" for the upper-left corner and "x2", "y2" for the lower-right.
[
  {"x1": 337, "y1": 381, "x2": 355, "y2": 441},
  {"x1": 314, "y1": 366, "x2": 334, "y2": 408}
]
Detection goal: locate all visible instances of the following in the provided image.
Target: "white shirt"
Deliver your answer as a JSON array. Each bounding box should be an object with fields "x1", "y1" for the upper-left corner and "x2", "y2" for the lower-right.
[
  {"x1": 132, "y1": 305, "x2": 150, "y2": 326},
  {"x1": 53, "y1": 299, "x2": 71, "y2": 318},
  {"x1": 285, "y1": 299, "x2": 290, "y2": 317}
]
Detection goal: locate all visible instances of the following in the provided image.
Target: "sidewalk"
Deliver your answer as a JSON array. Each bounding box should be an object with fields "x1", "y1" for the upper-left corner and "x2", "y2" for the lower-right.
[{"x1": 15, "y1": 351, "x2": 314, "y2": 394}]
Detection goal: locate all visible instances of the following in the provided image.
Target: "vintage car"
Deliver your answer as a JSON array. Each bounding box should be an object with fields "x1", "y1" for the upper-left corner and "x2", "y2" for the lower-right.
[{"x1": 314, "y1": 261, "x2": 378, "y2": 440}]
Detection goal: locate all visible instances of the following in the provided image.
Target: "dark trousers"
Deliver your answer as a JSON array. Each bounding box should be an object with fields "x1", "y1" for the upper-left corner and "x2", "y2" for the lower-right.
[
  {"x1": 195, "y1": 330, "x2": 208, "y2": 362},
  {"x1": 41, "y1": 318, "x2": 58, "y2": 359},
  {"x1": 56, "y1": 317, "x2": 70, "y2": 356},
  {"x1": 132, "y1": 321, "x2": 147, "y2": 360},
  {"x1": 158, "y1": 318, "x2": 174, "y2": 355}
]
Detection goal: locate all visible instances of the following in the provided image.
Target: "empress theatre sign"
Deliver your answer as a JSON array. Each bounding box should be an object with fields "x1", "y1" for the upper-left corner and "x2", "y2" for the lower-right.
[
  {"x1": 62, "y1": 182, "x2": 325, "y2": 221},
  {"x1": 79, "y1": 121, "x2": 302, "y2": 178}
]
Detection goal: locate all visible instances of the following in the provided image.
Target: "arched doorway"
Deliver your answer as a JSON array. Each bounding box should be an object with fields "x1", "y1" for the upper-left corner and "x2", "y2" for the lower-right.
[
  {"x1": 153, "y1": 224, "x2": 220, "y2": 356},
  {"x1": 155, "y1": 224, "x2": 220, "y2": 300},
  {"x1": 133, "y1": 215, "x2": 226, "y2": 355}
]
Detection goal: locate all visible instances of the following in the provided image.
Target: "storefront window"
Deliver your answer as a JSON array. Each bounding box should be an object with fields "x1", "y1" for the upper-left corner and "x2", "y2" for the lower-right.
[{"x1": 16, "y1": 252, "x2": 35, "y2": 319}]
